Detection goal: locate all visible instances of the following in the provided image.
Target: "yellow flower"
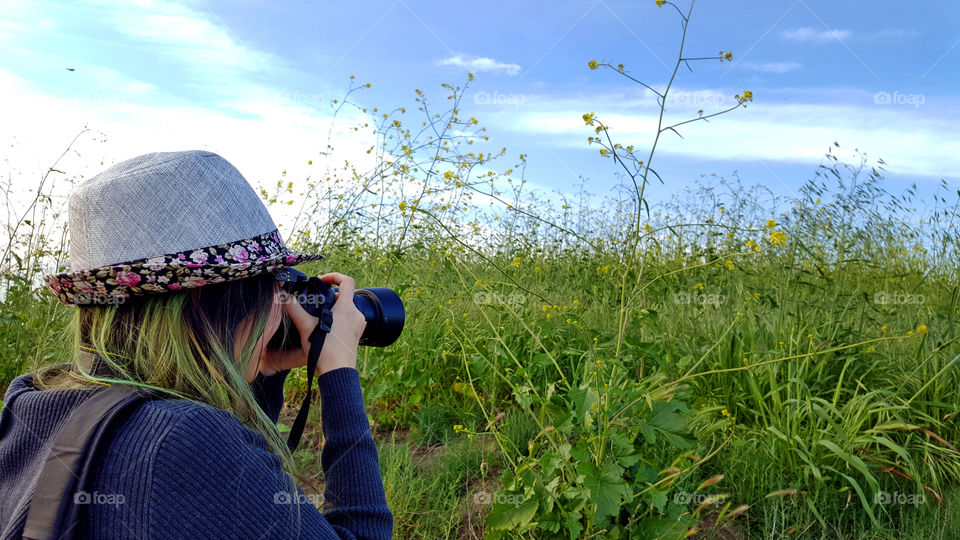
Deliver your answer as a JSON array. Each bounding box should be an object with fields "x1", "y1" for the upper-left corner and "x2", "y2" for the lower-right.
[
  {"x1": 766, "y1": 219, "x2": 777, "y2": 229},
  {"x1": 582, "y1": 112, "x2": 595, "y2": 125},
  {"x1": 725, "y1": 260, "x2": 735, "y2": 270},
  {"x1": 588, "y1": 60, "x2": 599, "y2": 70},
  {"x1": 769, "y1": 231, "x2": 787, "y2": 247},
  {"x1": 881, "y1": 325, "x2": 888, "y2": 333},
  {"x1": 746, "y1": 240, "x2": 757, "y2": 248},
  {"x1": 917, "y1": 324, "x2": 928, "y2": 335},
  {"x1": 453, "y1": 382, "x2": 466, "y2": 393},
  {"x1": 512, "y1": 257, "x2": 521, "y2": 268}
]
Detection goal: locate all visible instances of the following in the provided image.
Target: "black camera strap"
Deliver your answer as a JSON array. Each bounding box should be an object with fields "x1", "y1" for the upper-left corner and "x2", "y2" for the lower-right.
[{"x1": 285, "y1": 279, "x2": 334, "y2": 453}]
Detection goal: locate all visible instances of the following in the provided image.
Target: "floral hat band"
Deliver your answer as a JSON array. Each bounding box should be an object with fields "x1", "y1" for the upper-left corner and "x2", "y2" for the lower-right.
[
  {"x1": 43, "y1": 151, "x2": 324, "y2": 306},
  {"x1": 45, "y1": 229, "x2": 324, "y2": 305}
]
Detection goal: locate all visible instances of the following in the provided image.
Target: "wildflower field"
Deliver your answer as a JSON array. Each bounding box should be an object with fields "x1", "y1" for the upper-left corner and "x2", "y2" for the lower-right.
[{"x1": 2, "y1": 2, "x2": 959, "y2": 539}]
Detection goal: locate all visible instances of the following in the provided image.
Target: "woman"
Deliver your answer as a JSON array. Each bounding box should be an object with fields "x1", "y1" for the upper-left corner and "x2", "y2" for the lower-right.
[{"x1": 0, "y1": 150, "x2": 393, "y2": 539}]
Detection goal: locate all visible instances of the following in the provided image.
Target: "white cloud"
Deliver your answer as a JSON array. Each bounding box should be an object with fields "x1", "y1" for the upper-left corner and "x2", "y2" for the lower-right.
[
  {"x1": 497, "y1": 89, "x2": 960, "y2": 180},
  {"x1": 0, "y1": 66, "x2": 377, "y2": 225},
  {"x1": 874, "y1": 28, "x2": 920, "y2": 39},
  {"x1": 0, "y1": 0, "x2": 379, "y2": 231},
  {"x1": 0, "y1": 18, "x2": 27, "y2": 31},
  {"x1": 781, "y1": 27, "x2": 852, "y2": 43},
  {"x1": 438, "y1": 54, "x2": 521, "y2": 75},
  {"x1": 740, "y1": 62, "x2": 802, "y2": 74}
]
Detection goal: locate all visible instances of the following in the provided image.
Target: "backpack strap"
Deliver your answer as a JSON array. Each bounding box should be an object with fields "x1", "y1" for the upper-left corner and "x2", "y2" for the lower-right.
[{"x1": 23, "y1": 383, "x2": 157, "y2": 540}]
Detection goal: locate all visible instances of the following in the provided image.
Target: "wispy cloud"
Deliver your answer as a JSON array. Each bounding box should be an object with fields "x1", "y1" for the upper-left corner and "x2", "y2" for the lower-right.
[
  {"x1": 873, "y1": 28, "x2": 920, "y2": 39},
  {"x1": 495, "y1": 89, "x2": 959, "y2": 179},
  {"x1": 77, "y1": 0, "x2": 304, "y2": 112},
  {"x1": 0, "y1": 0, "x2": 377, "y2": 225},
  {"x1": 781, "y1": 27, "x2": 852, "y2": 43},
  {"x1": 740, "y1": 62, "x2": 802, "y2": 74},
  {"x1": 438, "y1": 54, "x2": 521, "y2": 75}
]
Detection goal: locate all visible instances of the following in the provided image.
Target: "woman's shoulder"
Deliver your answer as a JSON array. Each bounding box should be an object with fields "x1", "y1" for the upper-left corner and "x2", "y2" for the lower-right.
[
  {"x1": 81, "y1": 394, "x2": 333, "y2": 538},
  {"x1": 113, "y1": 393, "x2": 274, "y2": 460}
]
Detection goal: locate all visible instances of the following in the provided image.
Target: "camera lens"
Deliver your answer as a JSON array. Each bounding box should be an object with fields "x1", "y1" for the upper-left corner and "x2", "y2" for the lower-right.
[{"x1": 354, "y1": 287, "x2": 405, "y2": 346}]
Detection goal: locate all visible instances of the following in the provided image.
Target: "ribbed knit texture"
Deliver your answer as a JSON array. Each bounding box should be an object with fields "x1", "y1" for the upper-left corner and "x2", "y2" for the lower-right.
[{"x1": 0, "y1": 366, "x2": 393, "y2": 539}]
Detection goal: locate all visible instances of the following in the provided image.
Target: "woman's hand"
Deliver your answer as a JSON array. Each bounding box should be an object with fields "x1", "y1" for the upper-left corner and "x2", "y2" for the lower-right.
[{"x1": 258, "y1": 272, "x2": 366, "y2": 376}]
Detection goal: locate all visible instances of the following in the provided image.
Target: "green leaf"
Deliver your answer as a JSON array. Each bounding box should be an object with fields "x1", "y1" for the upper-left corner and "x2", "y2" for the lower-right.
[
  {"x1": 569, "y1": 383, "x2": 599, "y2": 430},
  {"x1": 646, "y1": 489, "x2": 669, "y2": 513},
  {"x1": 818, "y1": 439, "x2": 879, "y2": 494},
  {"x1": 486, "y1": 498, "x2": 539, "y2": 531},
  {"x1": 642, "y1": 401, "x2": 694, "y2": 449},
  {"x1": 577, "y1": 461, "x2": 631, "y2": 524},
  {"x1": 565, "y1": 511, "x2": 583, "y2": 539}
]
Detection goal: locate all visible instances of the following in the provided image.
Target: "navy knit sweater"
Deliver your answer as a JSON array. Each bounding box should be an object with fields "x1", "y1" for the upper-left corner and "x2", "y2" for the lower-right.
[{"x1": 0, "y1": 366, "x2": 393, "y2": 539}]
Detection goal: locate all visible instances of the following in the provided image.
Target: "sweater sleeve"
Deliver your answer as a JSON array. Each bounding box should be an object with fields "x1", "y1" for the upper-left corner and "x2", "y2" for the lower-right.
[
  {"x1": 315, "y1": 368, "x2": 392, "y2": 535},
  {"x1": 148, "y1": 390, "x2": 392, "y2": 539}
]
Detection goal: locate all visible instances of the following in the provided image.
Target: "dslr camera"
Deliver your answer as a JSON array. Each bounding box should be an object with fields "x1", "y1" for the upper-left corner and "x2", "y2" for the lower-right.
[{"x1": 267, "y1": 267, "x2": 405, "y2": 349}]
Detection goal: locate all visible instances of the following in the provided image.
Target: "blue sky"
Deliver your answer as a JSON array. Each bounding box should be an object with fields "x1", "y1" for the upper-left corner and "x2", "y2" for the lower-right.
[{"x1": 1, "y1": 0, "x2": 958, "y2": 216}]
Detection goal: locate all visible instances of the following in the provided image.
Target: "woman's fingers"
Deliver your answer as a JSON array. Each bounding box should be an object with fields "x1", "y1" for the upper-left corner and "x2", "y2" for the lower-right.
[
  {"x1": 318, "y1": 272, "x2": 355, "y2": 307},
  {"x1": 280, "y1": 290, "x2": 314, "y2": 325}
]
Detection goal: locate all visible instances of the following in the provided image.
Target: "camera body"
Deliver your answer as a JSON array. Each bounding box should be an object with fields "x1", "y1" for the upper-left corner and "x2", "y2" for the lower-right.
[{"x1": 267, "y1": 267, "x2": 405, "y2": 349}]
